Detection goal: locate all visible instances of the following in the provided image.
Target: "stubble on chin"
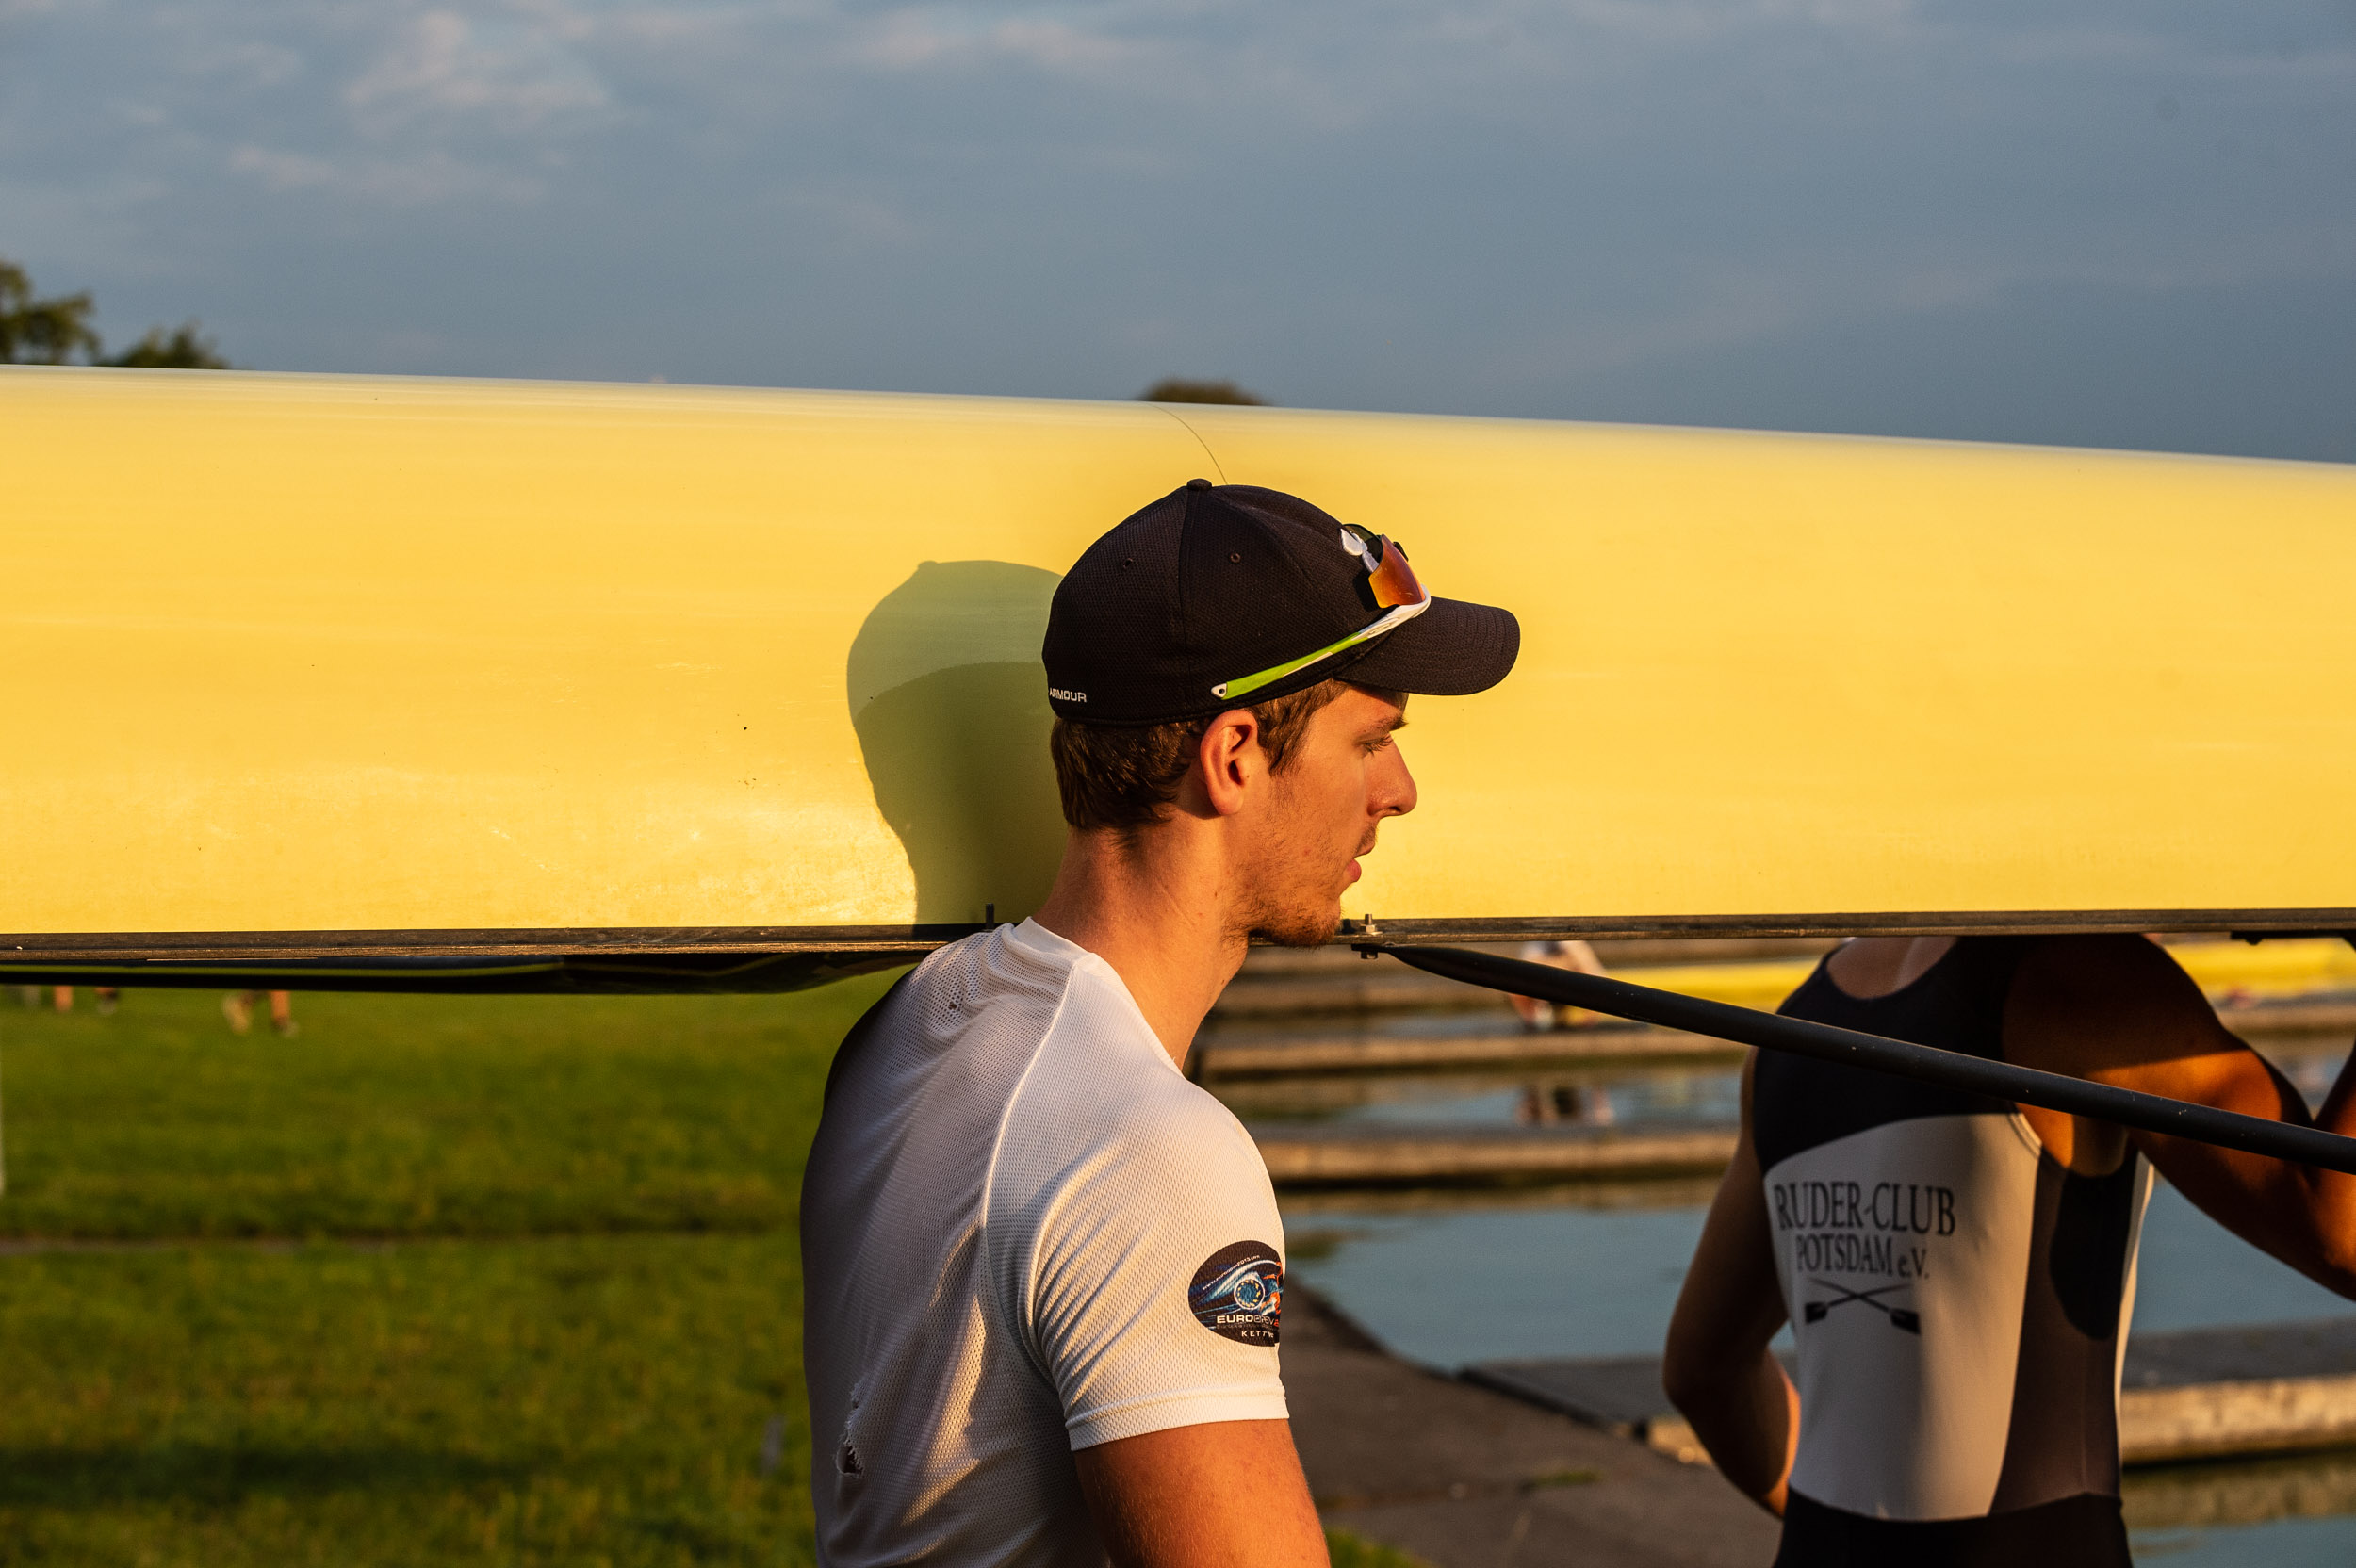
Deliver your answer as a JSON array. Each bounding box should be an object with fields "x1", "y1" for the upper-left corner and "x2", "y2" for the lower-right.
[
  {"x1": 1247, "y1": 903, "x2": 1345, "y2": 949},
  {"x1": 1240, "y1": 847, "x2": 1358, "y2": 948}
]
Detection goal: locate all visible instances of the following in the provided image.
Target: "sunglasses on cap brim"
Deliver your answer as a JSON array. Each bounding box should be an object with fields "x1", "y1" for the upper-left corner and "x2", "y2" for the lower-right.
[{"x1": 1210, "y1": 527, "x2": 1431, "y2": 702}]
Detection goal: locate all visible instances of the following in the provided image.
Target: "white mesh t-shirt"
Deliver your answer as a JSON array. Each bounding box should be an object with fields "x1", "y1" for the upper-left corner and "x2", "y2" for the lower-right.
[{"x1": 800, "y1": 920, "x2": 1289, "y2": 1568}]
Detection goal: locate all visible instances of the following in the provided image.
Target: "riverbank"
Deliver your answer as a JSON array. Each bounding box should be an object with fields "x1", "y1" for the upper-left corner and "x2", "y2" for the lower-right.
[
  {"x1": 1296, "y1": 1282, "x2": 2356, "y2": 1568},
  {"x1": 1286, "y1": 1289, "x2": 1777, "y2": 1568}
]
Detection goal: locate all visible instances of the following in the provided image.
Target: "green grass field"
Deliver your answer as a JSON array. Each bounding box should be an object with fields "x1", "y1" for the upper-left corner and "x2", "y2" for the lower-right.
[{"x1": 0, "y1": 978, "x2": 897, "y2": 1566}]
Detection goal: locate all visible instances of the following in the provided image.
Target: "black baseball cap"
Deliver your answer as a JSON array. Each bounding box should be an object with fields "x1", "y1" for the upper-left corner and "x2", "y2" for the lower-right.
[{"x1": 1042, "y1": 480, "x2": 1519, "y2": 725}]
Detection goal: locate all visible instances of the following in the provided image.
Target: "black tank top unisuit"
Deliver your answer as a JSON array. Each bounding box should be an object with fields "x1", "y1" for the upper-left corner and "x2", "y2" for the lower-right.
[{"x1": 1754, "y1": 939, "x2": 2150, "y2": 1568}]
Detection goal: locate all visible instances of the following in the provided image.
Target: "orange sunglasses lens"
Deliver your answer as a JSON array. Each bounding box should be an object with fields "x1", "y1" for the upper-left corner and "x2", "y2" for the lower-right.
[{"x1": 1365, "y1": 537, "x2": 1427, "y2": 609}]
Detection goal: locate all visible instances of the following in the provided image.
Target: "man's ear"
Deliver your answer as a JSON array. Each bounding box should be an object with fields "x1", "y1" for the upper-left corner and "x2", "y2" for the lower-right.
[{"x1": 1190, "y1": 708, "x2": 1265, "y2": 819}]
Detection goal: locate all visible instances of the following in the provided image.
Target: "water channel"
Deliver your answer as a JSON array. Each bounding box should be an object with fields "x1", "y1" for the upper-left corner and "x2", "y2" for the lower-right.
[{"x1": 1219, "y1": 1031, "x2": 2356, "y2": 1564}]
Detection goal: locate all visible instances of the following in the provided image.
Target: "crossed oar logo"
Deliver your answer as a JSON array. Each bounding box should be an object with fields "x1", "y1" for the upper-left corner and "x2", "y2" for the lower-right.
[{"x1": 1804, "y1": 1278, "x2": 1921, "y2": 1335}]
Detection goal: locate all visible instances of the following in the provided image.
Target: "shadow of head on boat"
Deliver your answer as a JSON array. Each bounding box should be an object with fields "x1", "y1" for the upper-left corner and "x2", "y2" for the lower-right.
[{"x1": 849, "y1": 560, "x2": 1068, "y2": 926}]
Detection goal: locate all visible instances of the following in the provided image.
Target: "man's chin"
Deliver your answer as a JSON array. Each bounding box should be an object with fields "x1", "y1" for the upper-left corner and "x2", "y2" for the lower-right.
[{"x1": 1248, "y1": 904, "x2": 1344, "y2": 949}]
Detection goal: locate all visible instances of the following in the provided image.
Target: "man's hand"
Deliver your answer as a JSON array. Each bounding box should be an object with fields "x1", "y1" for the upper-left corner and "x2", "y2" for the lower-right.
[{"x1": 1072, "y1": 1419, "x2": 1329, "y2": 1568}]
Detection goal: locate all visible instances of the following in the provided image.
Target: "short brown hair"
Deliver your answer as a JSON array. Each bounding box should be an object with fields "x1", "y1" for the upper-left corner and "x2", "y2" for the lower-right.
[{"x1": 1051, "y1": 680, "x2": 1351, "y2": 832}]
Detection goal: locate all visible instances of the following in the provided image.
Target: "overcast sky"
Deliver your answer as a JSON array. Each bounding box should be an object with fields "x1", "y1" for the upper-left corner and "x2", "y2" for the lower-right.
[{"x1": 4, "y1": 0, "x2": 2351, "y2": 460}]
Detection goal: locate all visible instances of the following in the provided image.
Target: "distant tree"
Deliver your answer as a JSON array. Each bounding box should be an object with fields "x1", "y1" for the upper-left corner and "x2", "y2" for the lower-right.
[
  {"x1": 0, "y1": 256, "x2": 231, "y2": 368},
  {"x1": 0, "y1": 260, "x2": 100, "y2": 364},
  {"x1": 1137, "y1": 378, "x2": 1268, "y2": 405},
  {"x1": 106, "y1": 323, "x2": 230, "y2": 369}
]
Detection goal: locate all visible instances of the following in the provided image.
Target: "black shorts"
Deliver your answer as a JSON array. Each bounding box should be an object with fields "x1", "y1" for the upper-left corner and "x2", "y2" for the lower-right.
[{"x1": 1774, "y1": 1489, "x2": 2131, "y2": 1568}]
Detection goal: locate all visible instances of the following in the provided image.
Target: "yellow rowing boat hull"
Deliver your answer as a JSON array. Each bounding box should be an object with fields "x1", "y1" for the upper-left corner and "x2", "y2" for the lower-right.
[{"x1": 5, "y1": 368, "x2": 2352, "y2": 986}]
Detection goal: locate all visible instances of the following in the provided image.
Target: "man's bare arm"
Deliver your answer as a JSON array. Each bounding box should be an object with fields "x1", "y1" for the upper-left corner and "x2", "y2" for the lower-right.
[
  {"x1": 1662, "y1": 1054, "x2": 1800, "y2": 1513},
  {"x1": 2009, "y1": 935, "x2": 2356, "y2": 1296},
  {"x1": 1072, "y1": 1418, "x2": 1328, "y2": 1568}
]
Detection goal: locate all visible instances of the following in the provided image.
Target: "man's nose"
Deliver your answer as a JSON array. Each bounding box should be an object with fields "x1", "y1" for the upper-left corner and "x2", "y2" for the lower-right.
[{"x1": 1373, "y1": 743, "x2": 1417, "y2": 819}]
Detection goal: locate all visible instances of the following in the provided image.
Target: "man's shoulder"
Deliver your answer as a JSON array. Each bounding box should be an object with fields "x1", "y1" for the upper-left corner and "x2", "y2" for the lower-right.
[
  {"x1": 1031, "y1": 960, "x2": 1209, "y2": 1100},
  {"x1": 2009, "y1": 934, "x2": 2210, "y2": 1029},
  {"x1": 886, "y1": 923, "x2": 1257, "y2": 1168},
  {"x1": 879, "y1": 927, "x2": 1083, "y2": 1034},
  {"x1": 2003, "y1": 933, "x2": 2228, "y2": 1076},
  {"x1": 1012, "y1": 1002, "x2": 1256, "y2": 1179},
  {"x1": 819, "y1": 928, "x2": 1083, "y2": 1119}
]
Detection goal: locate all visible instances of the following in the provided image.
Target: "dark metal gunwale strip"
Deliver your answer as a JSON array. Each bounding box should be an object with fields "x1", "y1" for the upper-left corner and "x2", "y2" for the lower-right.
[{"x1": 5, "y1": 907, "x2": 2355, "y2": 964}]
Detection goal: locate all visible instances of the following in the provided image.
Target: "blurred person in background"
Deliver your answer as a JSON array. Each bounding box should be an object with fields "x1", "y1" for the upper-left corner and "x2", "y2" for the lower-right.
[
  {"x1": 37, "y1": 986, "x2": 121, "y2": 1014},
  {"x1": 223, "y1": 989, "x2": 296, "y2": 1037},
  {"x1": 1510, "y1": 938, "x2": 1610, "y2": 1030}
]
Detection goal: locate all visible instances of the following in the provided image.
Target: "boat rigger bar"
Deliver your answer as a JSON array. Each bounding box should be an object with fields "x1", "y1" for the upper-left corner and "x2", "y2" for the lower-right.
[{"x1": 1368, "y1": 943, "x2": 2356, "y2": 1178}]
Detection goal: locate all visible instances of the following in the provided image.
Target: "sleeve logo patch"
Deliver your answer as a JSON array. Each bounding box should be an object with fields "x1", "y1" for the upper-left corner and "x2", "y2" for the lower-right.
[{"x1": 1188, "y1": 1240, "x2": 1283, "y2": 1346}]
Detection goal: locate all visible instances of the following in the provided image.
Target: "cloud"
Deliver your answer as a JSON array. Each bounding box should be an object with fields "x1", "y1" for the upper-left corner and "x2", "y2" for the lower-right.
[
  {"x1": 188, "y1": 40, "x2": 305, "y2": 89},
  {"x1": 229, "y1": 142, "x2": 541, "y2": 204},
  {"x1": 227, "y1": 144, "x2": 339, "y2": 190},
  {"x1": 0, "y1": 0, "x2": 2348, "y2": 460},
  {"x1": 849, "y1": 11, "x2": 1145, "y2": 72},
  {"x1": 344, "y1": 8, "x2": 609, "y2": 135}
]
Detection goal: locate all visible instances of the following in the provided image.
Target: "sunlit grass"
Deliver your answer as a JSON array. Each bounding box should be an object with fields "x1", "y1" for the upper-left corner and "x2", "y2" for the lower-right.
[
  {"x1": 0, "y1": 1234, "x2": 810, "y2": 1565},
  {"x1": 0, "y1": 985, "x2": 885, "y2": 1239},
  {"x1": 1325, "y1": 1527, "x2": 1432, "y2": 1568},
  {"x1": 0, "y1": 976, "x2": 899, "y2": 1565}
]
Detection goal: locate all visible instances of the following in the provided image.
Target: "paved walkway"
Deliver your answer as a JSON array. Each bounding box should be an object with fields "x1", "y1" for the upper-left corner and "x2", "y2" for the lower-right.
[{"x1": 1286, "y1": 1295, "x2": 1779, "y2": 1568}]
